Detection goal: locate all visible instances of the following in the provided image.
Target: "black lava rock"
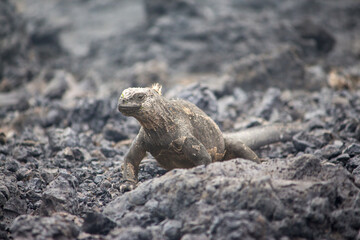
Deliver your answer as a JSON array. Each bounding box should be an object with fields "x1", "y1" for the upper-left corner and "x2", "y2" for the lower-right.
[
  {"x1": 47, "y1": 127, "x2": 80, "y2": 152},
  {"x1": 40, "y1": 172, "x2": 79, "y2": 215},
  {"x1": 82, "y1": 212, "x2": 116, "y2": 235},
  {"x1": 344, "y1": 143, "x2": 360, "y2": 157},
  {"x1": 10, "y1": 214, "x2": 80, "y2": 240}
]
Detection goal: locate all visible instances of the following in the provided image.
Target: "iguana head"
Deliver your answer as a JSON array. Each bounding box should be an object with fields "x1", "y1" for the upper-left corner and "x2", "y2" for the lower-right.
[{"x1": 117, "y1": 83, "x2": 163, "y2": 117}]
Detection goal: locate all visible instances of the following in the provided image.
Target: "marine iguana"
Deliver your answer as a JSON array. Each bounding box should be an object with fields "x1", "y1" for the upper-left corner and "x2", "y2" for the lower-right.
[{"x1": 117, "y1": 84, "x2": 301, "y2": 191}]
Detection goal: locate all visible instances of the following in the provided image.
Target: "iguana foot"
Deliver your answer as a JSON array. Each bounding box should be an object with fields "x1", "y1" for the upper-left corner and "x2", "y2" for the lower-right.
[{"x1": 119, "y1": 180, "x2": 137, "y2": 192}]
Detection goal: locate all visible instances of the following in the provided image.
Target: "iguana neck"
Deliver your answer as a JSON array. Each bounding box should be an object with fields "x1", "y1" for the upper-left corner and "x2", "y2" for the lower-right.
[{"x1": 134, "y1": 97, "x2": 175, "y2": 133}]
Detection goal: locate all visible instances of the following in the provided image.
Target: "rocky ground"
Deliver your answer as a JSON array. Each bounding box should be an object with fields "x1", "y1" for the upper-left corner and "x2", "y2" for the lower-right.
[{"x1": 1, "y1": 0, "x2": 360, "y2": 239}]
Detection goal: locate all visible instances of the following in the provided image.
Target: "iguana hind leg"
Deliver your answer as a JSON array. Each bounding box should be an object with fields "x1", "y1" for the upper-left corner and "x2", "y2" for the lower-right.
[
  {"x1": 223, "y1": 136, "x2": 260, "y2": 163},
  {"x1": 182, "y1": 136, "x2": 212, "y2": 166}
]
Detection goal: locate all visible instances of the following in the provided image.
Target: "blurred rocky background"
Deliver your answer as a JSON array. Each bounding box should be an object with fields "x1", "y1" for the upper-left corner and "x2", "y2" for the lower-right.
[{"x1": 1, "y1": 0, "x2": 360, "y2": 239}]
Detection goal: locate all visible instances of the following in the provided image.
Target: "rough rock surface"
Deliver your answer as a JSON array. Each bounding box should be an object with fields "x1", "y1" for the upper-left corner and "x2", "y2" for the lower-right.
[
  {"x1": 0, "y1": 0, "x2": 359, "y2": 239},
  {"x1": 10, "y1": 213, "x2": 81, "y2": 240},
  {"x1": 103, "y1": 155, "x2": 360, "y2": 239},
  {"x1": 82, "y1": 0, "x2": 360, "y2": 90}
]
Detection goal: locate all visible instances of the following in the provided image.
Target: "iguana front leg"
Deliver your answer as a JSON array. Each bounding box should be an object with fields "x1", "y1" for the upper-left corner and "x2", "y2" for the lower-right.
[{"x1": 120, "y1": 133, "x2": 146, "y2": 192}]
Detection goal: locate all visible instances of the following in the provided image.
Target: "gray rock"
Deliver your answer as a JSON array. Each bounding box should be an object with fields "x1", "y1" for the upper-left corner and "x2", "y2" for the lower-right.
[
  {"x1": 0, "y1": 145, "x2": 9, "y2": 155},
  {"x1": 0, "y1": 191, "x2": 7, "y2": 207},
  {"x1": 5, "y1": 159, "x2": 20, "y2": 172},
  {"x1": 181, "y1": 233, "x2": 209, "y2": 240},
  {"x1": 334, "y1": 153, "x2": 351, "y2": 165},
  {"x1": 0, "y1": 185, "x2": 10, "y2": 201},
  {"x1": 100, "y1": 147, "x2": 119, "y2": 158},
  {"x1": 144, "y1": 0, "x2": 199, "y2": 25},
  {"x1": 67, "y1": 98, "x2": 113, "y2": 133},
  {"x1": 254, "y1": 88, "x2": 281, "y2": 121},
  {"x1": 72, "y1": 148, "x2": 85, "y2": 161},
  {"x1": 100, "y1": 180, "x2": 112, "y2": 191},
  {"x1": 55, "y1": 147, "x2": 86, "y2": 162},
  {"x1": 209, "y1": 210, "x2": 273, "y2": 240},
  {"x1": 47, "y1": 127, "x2": 79, "y2": 152},
  {"x1": 293, "y1": 129, "x2": 334, "y2": 152},
  {"x1": 344, "y1": 143, "x2": 360, "y2": 157},
  {"x1": 44, "y1": 70, "x2": 69, "y2": 100},
  {"x1": 12, "y1": 146, "x2": 28, "y2": 162},
  {"x1": 162, "y1": 219, "x2": 182, "y2": 240},
  {"x1": 85, "y1": 0, "x2": 360, "y2": 89},
  {"x1": 226, "y1": 45, "x2": 306, "y2": 90},
  {"x1": 82, "y1": 212, "x2": 116, "y2": 235},
  {"x1": 320, "y1": 143, "x2": 342, "y2": 159},
  {"x1": 347, "y1": 156, "x2": 360, "y2": 172},
  {"x1": 121, "y1": 60, "x2": 169, "y2": 87},
  {"x1": 292, "y1": 132, "x2": 315, "y2": 152},
  {"x1": 294, "y1": 19, "x2": 335, "y2": 54},
  {"x1": 105, "y1": 227, "x2": 152, "y2": 240},
  {"x1": 330, "y1": 209, "x2": 360, "y2": 239},
  {"x1": 40, "y1": 173, "x2": 78, "y2": 215},
  {"x1": 42, "y1": 106, "x2": 67, "y2": 128},
  {"x1": 0, "y1": 90, "x2": 30, "y2": 111},
  {"x1": 10, "y1": 214, "x2": 79, "y2": 240},
  {"x1": 288, "y1": 154, "x2": 322, "y2": 180},
  {"x1": 104, "y1": 155, "x2": 360, "y2": 239},
  {"x1": 16, "y1": 167, "x2": 32, "y2": 181},
  {"x1": 103, "y1": 122, "x2": 129, "y2": 142},
  {"x1": 3, "y1": 197, "x2": 27, "y2": 216}
]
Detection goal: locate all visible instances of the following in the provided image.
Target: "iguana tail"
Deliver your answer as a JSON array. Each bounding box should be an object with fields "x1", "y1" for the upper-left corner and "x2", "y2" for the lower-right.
[{"x1": 223, "y1": 123, "x2": 304, "y2": 150}]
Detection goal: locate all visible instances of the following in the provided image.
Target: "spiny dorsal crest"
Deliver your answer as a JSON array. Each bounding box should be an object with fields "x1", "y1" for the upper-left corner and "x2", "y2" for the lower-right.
[{"x1": 152, "y1": 83, "x2": 162, "y2": 95}]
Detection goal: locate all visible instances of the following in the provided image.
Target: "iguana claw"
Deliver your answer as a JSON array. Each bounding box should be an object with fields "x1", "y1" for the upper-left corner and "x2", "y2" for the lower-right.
[{"x1": 119, "y1": 180, "x2": 136, "y2": 192}]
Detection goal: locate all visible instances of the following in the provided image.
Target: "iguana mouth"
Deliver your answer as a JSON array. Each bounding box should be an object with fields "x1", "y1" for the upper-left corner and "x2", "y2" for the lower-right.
[{"x1": 118, "y1": 105, "x2": 141, "y2": 114}]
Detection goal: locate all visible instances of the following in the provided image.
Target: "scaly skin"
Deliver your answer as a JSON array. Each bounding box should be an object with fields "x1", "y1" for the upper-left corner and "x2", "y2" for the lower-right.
[{"x1": 117, "y1": 84, "x2": 301, "y2": 191}]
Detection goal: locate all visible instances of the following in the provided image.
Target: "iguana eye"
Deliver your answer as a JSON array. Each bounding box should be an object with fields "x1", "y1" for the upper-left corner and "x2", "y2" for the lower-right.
[{"x1": 137, "y1": 93, "x2": 145, "y2": 100}]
